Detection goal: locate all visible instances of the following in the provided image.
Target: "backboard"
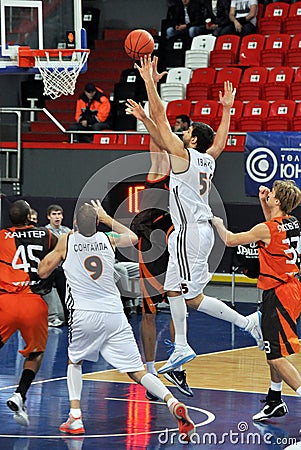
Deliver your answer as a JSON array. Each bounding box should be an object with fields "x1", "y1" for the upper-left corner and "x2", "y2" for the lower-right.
[{"x1": 0, "y1": 0, "x2": 85, "y2": 72}]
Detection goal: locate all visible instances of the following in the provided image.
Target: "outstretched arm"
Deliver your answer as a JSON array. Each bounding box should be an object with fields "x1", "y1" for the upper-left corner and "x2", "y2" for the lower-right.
[
  {"x1": 38, "y1": 234, "x2": 68, "y2": 279},
  {"x1": 135, "y1": 56, "x2": 186, "y2": 160},
  {"x1": 212, "y1": 216, "x2": 271, "y2": 247},
  {"x1": 207, "y1": 81, "x2": 236, "y2": 160},
  {"x1": 91, "y1": 200, "x2": 138, "y2": 248}
]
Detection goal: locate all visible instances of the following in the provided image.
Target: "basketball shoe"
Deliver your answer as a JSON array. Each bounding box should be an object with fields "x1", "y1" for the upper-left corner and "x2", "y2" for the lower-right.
[
  {"x1": 158, "y1": 344, "x2": 196, "y2": 374},
  {"x1": 60, "y1": 414, "x2": 85, "y2": 434},
  {"x1": 164, "y1": 370, "x2": 194, "y2": 397},
  {"x1": 170, "y1": 401, "x2": 196, "y2": 442},
  {"x1": 7, "y1": 392, "x2": 29, "y2": 427},
  {"x1": 244, "y1": 311, "x2": 264, "y2": 350},
  {"x1": 253, "y1": 398, "x2": 288, "y2": 421}
]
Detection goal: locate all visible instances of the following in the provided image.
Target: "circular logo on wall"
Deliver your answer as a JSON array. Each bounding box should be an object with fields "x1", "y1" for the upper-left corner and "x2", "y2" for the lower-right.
[{"x1": 246, "y1": 147, "x2": 278, "y2": 183}]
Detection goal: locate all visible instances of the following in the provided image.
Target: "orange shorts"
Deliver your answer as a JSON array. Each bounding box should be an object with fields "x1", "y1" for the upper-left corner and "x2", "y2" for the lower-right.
[
  {"x1": 262, "y1": 276, "x2": 301, "y2": 360},
  {"x1": 0, "y1": 293, "x2": 48, "y2": 357}
]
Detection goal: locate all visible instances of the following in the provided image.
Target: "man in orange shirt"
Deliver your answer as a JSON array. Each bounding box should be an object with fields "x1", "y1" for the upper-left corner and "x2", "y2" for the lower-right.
[
  {"x1": 0, "y1": 200, "x2": 57, "y2": 426},
  {"x1": 213, "y1": 180, "x2": 301, "y2": 422},
  {"x1": 69, "y1": 83, "x2": 111, "y2": 143}
]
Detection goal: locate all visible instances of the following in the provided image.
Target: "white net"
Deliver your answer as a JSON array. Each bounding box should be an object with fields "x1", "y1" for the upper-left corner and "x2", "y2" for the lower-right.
[{"x1": 35, "y1": 50, "x2": 90, "y2": 100}]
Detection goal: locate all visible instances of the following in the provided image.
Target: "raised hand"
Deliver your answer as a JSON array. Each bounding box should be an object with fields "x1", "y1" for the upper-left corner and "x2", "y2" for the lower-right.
[
  {"x1": 135, "y1": 55, "x2": 153, "y2": 83},
  {"x1": 219, "y1": 81, "x2": 236, "y2": 108},
  {"x1": 151, "y1": 56, "x2": 167, "y2": 84},
  {"x1": 125, "y1": 99, "x2": 146, "y2": 121}
]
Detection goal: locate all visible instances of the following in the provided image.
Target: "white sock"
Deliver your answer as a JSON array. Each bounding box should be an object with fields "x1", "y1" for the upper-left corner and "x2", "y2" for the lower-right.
[
  {"x1": 140, "y1": 373, "x2": 170, "y2": 401},
  {"x1": 146, "y1": 361, "x2": 157, "y2": 376},
  {"x1": 271, "y1": 381, "x2": 282, "y2": 392},
  {"x1": 70, "y1": 408, "x2": 81, "y2": 418},
  {"x1": 168, "y1": 295, "x2": 187, "y2": 346},
  {"x1": 197, "y1": 295, "x2": 248, "y2": 328},
  {"x1": 296, "y1": 386, "x2": 301, "y2": 396},
  {"x1": 67, "y1": 364, "x2": 82, "y2": 401}
]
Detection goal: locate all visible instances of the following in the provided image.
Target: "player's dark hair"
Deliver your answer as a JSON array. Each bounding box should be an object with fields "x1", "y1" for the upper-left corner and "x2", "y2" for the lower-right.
[
  {"x1": 191, "y1": 122, "x2": 214, "y2": 153},
  {"x1": 76, "y1": 204, "x2": 97, "y2": 236},
  {"x1": 9, "y1": 200, "x2": 30, "y2": 225},
  {"x1": 47, "y1": 204, "x2": 63, "y2": 215},
  {"x1": 273, "y1": 180, "x2": 301, "y2": 214}
]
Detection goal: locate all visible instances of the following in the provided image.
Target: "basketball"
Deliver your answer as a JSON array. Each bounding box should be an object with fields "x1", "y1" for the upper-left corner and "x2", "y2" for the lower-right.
[{"x1": 124, "y1": 29, "x2": 154, "y2": 60}]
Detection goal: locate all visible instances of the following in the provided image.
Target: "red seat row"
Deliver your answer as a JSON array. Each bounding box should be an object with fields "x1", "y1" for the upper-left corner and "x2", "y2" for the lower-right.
[
  {"x1": 166, "y1": 99, "x2": 301, "y2": 132},
  {"x1": 185, "y1": 66, "x2": 301, "y2": 102},
  {"x1": 209, "y1": 33, "x2": 301, "y2": 68},
  {"x1": 258, "y1": 1, "x2": 301, "y2": 35}
]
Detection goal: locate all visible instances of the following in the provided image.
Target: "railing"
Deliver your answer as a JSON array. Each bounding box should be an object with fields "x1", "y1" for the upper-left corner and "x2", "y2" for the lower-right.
[{"x1": 0, "y1": 106, "x2": 247, "y2": 186}]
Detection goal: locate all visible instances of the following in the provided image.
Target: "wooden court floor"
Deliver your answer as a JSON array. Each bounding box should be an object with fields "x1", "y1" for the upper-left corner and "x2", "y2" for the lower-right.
[{"x1": 0, "y1": 302, "x2": 301, "y2": 450}]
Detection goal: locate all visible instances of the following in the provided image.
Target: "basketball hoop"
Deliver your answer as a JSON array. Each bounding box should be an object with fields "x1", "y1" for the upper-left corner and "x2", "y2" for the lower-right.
[{"x1": 18, "y1": 48, "x2": 90, "y2": 100}]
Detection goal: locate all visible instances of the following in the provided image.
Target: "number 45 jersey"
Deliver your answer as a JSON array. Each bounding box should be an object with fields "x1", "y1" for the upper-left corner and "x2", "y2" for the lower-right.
[
  {"x1": 0, "y1": 225, "x2": 54, "y2": 295},
  {"x1": 169, "y1": 148, "x2": 215, "y2": 228},
  {"x1": 63, "y1": 232, "x2": 123, "y2": 313},
  {"x1": 257, "y1": 215, "x2": 301, "y2": 290}
]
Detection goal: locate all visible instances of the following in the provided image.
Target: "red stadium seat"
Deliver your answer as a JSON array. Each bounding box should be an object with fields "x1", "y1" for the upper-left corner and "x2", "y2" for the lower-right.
[
  {"x1": 238, "y1": 34, "x2": 265, "y2": 66},
  {"x1": 292, "y1": 102, "x2": 301, "y2": 131},
  {"x1": 186, "y1": 67, "x2": 216, "y2": 101},
  {"x1": 209, "y1": 67, "x2": 242, "y2": 100},
  {"x1": 211, "y1": 100, "x2": 244, "y2": 131},
  {"x1": 290, "y1": 67, "x2": 301, "y2": 101},
  {"x1": 239, "y1": 100, "x2": 270, "y2": 131},
  {"x1": 236, "y1": 66, "x2": 268, "y2": 101},
  {"x1": 192, "y1": 100, "x2": 219, "y2": 128},
  {"x1": 209, "y1": 35, "x2": 240, "y2": 68},
  {"x1": 264, "y1": 99, "x2": 296, "y2": 131},
  {"x1": 286, "y1": 34, "x2": 301, "y2": 68},
  {"x1": 258, "y1": 2, "x2": 290, "y2": 35},
  {"x1": 283, "y1": 2, "x2": 301, "y2": 35},
  {"x1": 260, "y1": 34, "x2": 291, "y2": 68},
  {"x1": 262, "y1": 66, "x2": 294, "y2": 101},
  {"x1": 166, "y1": 99, "x2": 192, "y2": 126}
]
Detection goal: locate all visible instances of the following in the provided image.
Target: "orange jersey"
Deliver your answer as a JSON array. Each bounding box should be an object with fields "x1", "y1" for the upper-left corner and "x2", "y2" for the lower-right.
[
  {"x1": 0, "y1": 225, "x2": 53, "y2": 295},
  {"x1": 257, "y1": 215, "x2": 301, "y2": 290}
]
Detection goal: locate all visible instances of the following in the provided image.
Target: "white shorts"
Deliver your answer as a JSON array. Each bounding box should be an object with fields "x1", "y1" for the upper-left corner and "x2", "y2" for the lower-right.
[
  {"x1": 68, "y1": 310, "x2": 144, "y2": 373},
  {"x1": 164, "y1": 222, "x2": 214, "y2": 299}
]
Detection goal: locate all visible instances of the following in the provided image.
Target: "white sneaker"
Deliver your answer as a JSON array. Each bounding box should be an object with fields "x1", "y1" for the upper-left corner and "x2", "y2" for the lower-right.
[
  {"x1": 60, "y1": 414, "x2": 85, "y2": 434},
  {"x1": 158, "y1": 344, "x2": 196, "y2": 374},
  {"x1": 244, "y1": 311, "x2": 264, "y2": 350},
  {"x1": 7, "y1": 392, "x2": 29, "y2": 427}
]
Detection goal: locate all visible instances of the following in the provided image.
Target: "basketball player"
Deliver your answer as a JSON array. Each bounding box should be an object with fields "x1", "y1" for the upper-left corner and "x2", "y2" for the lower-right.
[
  {"x1": 132, "y1": 136, "x2": 193, "y2": 398},
  {"x1": 126, "y1": 55, "x2": 263, "y2": 375},
  {"x1": 213, "y1": 180, "x2": 301, "y2": 421},
  {"x1": 0, "y1": 200, "x2": 57, "y2": 426},
  {"x1": 38, "y1": 201, "x2": 195, "y2": 441}
]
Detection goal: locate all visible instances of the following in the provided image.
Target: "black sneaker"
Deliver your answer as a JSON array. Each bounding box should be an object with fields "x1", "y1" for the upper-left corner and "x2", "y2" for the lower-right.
[
  {"x1": 252, "y1": 398, "x2": 288, "y2": 421},
  {"x1": 145, "y1": 390, "x2": 159, "y2": 401},
  {"x1": 163, "y1": 370, "x2": 194, "y2": 397}
]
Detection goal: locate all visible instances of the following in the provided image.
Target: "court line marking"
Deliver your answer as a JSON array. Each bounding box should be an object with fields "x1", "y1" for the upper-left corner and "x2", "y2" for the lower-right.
[{"x1": 0, "y1": 399, "x2": 215, "y2": 439}]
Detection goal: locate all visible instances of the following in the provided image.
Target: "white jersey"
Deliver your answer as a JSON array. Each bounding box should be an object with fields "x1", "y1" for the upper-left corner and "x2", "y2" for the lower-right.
[
  {"x1": 62, "y1": 232, "x2": 123, "y2": 313},
  {"x1": 169, "y1": 148, "x2": 215, "y2": 228}
]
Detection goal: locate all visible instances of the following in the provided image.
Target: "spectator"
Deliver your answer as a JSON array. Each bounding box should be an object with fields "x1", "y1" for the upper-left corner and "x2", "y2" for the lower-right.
[
  {"x1": 29, "y1": 208, "x2": 38, "y2": 224},
  {"x1": 166, "y1": 0, "x2": 207, "y2": 41},
  {"x1": 173, "y1": 114, "x2": 191, "y2": 132},
  {"x1": 69, "y1": 83, "x2": 111, "y2": 143},
  {"x1": 45, "y1": 204, "x2": 71, "y2": 324},
  {"x1": 206, "y1": 0, "x2": 231, "y2": 37},
  {"x1": 220, "y1": 0, "x2": 257, "y2": 37}
]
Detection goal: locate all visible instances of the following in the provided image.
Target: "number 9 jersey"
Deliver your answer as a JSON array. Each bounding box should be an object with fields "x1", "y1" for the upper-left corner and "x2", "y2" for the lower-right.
[{"x1": 0, "y1": 225, "x2": 55, "y2": 295}]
